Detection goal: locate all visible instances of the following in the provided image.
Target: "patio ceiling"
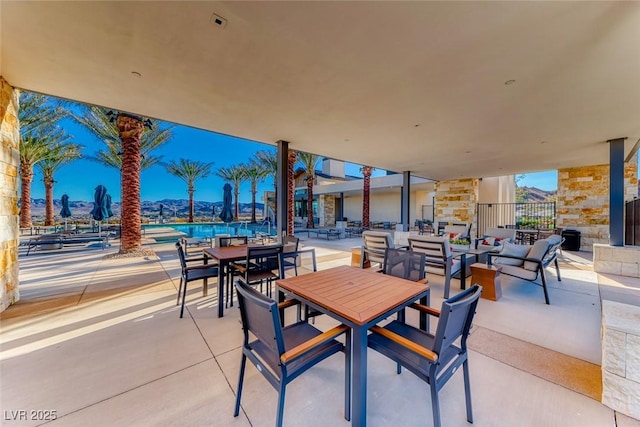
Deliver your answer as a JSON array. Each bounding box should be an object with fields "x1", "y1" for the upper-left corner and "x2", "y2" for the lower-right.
[{"x1": 2, "y1": 1, "x2": 639, "y2": 181}]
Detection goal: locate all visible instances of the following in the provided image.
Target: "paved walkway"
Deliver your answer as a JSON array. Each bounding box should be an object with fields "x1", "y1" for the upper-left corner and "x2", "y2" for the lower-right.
[{"x1": 2, "y1": 235, "x2": 639, "y2": 426}]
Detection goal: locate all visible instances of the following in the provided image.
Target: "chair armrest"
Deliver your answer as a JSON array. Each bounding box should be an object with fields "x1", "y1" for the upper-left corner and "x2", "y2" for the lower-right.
[
  {"x1": 408, "y1": 303, "x2": 440, "y2": 317},
  {"x1": 416, "y1": 277, "x2": 429, "y2": 285},
  {"x1": 184, "y1": 256, "x2": 208, "y2": 263},
  {"x1": 278, "y1": 299, "x2": 300, "y2": 310},
  {"x1": 487, "y1": 253, "x2": 542, "y2": 265},
  {"x1": 370, "y1": 325, "x2": 438, "y2": 362},
  {"x1": 280, "y1": 324, "x2": 349, "y2": 364}
]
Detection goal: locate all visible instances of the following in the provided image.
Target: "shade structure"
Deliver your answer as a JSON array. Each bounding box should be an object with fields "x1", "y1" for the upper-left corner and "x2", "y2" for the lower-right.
[
  {"x1": 60, "y1": 194, "x2": 72, "y2": 218},
  {"x1": 91, "y1": 185, "x2": 109, "y2": 221},
  {"x1": 219, "y1": 183, "x2": 234, "y2": 223}
]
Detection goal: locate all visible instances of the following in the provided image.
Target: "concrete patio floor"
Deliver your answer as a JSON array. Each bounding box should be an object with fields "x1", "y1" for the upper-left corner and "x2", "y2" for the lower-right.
[{"x1": 2, "y1": 234, "x2": 640, "y2": 426}]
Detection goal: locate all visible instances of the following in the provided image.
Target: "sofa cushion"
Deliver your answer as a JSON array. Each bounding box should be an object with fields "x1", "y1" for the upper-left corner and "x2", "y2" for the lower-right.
[
  {"x1": 524, "y1": 239, "x2": 550, "y2": 271},
  {"x1": 498, "y1": 264, "x2": 538, "y2": 281},
  {"x1": 494, "y1": 242, "x2": 530, "y2": 266}
]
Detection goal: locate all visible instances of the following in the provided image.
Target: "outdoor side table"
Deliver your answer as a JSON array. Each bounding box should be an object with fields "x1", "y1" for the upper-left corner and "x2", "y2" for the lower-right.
[{"x1": 470, "y1": 263, "x2": 502, "y2": 301}]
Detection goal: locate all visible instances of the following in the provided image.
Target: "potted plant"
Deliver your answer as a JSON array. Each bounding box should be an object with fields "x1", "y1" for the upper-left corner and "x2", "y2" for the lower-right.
[{"x1": 449, "y1": 238, "x2": 470, "y2": 251}]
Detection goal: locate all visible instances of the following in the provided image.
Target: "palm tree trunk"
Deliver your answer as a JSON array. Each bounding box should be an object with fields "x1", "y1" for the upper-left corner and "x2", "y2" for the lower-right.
[
  {"x1": 188, "y1": 187, "x2": 194, "y2": 223},
  {"x1": 287, "y1": 150, "x2": 296, "y2": 236},
  {"x1": 117, "y1": 115, "x2": 145, "y2": 253},
  {"x1": 234, "y1": 187, "x2": 240, "y2": 221},
  {"x1": 44, "y1": 175, "x2": 55, "y2": 226},
  {"x1": 251, "y1": 183, "x2": 257, "y2": 223},
  {"x1": 306, "y1": 176, "x2": 314, "y2": 229},
  {"x1": 362, "y1": 166, "x2": 373, "y2": 229},
  {"x1": 19, "y1": 165, "x2": 33, "y2": 228}
]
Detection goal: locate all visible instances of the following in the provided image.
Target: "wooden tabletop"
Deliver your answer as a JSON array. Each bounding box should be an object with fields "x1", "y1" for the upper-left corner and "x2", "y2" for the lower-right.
[
  {"x1": 203, "y1": 245, "x2": 247, "y2": 262},
  {"x1": 276, "y1": 265, "x2": 429, "y2": 326}
]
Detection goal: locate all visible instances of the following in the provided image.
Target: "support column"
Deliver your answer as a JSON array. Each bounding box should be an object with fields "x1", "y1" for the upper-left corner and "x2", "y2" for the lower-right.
[
  {"x1": 276, "y1": 140, "x2": 289, "y2": 239},
  {"x1": 0, "y1": 77, "x2": 20, "y2": 312},
  {"x1": 609, "y1": 138, "x2": 626, "y2": 247},
  {"x1": 401, "y1": 171, "x2": 411, "y2": 230}
]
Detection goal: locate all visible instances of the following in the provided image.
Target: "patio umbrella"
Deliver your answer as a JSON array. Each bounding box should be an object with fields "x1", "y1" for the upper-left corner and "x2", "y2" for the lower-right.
[
  {"x1": 219, "y1": 183, "x2": 234, "y2": 223},
  {"x1": 159, "y1": 203, "x2": 164, "y2": 217},
  {"x1": 60, "y1": 194, "x2": 72, "y2": 230},
  {"x1": 91, "y1": 185, "x2": 108, "y2": 248}
]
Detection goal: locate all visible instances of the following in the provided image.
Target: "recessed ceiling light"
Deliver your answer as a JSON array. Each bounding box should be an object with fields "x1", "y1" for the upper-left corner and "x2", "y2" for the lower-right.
[
  {"x1": 131, "y1": 71, "x2": 142, "y2": 78},
  {"x1": 540, "y1": 140, "x2": 548, "y2": 144},
  {"x1": 504, "y1": 79, "x2": 516, "y2": 85},
  {"x1": 465, "y1": 151, "x2": 471, "y2": 154},
  {"x1": 414, "y1": 124, "x2": 420, "y2": 128},
  {"x1": 344, "y1": 138, "x2": 349, "y2": 142}
]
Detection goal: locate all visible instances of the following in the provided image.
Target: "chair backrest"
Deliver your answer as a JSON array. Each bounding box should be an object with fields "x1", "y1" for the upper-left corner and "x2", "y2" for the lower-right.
[
  {"x1": 482, "y1": 227, "x2": 516, "y2": 241},
  {"x1": 175, "y1": 241, "x2": 187, "y2": 270},
  {"x1": 218, "y1": 235, "x2": 248, "y2": 247},
  {"x1": 246, "y1": 244, "x2": 284, "y2": 278},
  {"x1": 362, "y1": 231, "x2": 394, "y2": 265},
  {"x1": 235, "y1": 279, "x2": 284, "y2": 357},
  {"x1": 408, "y1": 236, "x2": 450, "y2": 265},
  {"x1": 432, "y1": 285, "x2": 482, "y2": 355},
  {"x1": 541, "y1": 235, "x2": 563, "y2": 268},
  {"x1": 382, "y1": 248, "x2": 426, "y2": 282}
]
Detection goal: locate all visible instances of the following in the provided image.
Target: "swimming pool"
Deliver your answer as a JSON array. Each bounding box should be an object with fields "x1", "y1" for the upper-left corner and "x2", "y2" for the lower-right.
[{"x1": 143, "y1": 222, "x2": 276, "y2": 239}]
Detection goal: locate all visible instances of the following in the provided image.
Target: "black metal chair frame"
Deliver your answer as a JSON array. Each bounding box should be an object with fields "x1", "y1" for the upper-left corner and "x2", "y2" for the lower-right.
[
  {"x1": 234, "y1": 280, "x2": 351, "y2": 427},
  {"x1": 217, "y1": 235, "x2": 249, "y2": 307},
  {"x1": 234, "y1": 244, "x2": 284, "y2": 298},
  {"x1": 368, "y1": 285, "x2": 482, "y2": 427},
  {"x1": 175, "y1": 241, "x2": 219, "y2": 318}
]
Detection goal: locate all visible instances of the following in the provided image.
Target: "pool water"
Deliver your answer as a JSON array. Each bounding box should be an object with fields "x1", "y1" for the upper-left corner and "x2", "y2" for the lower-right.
[{"x1": 143, "y1": 222, "x2": 275, "y2": 239}]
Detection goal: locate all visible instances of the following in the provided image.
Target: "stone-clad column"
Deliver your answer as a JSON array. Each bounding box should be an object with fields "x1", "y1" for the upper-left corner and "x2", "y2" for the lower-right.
[{"x1": 0, "y1": 77, "x2": 20, "y2": 312}]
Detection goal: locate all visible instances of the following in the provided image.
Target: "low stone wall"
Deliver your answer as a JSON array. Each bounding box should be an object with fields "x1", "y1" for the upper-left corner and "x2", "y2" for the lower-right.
[
  {"x1": 434, "y1": 178, "x2": 478, "y2": 236},
  {"x1": 594, "y1": 244, "x2": 640, "y2": 278},
  {"x1": 602, "y1": 300, "x2": 640, "y2": 419}
]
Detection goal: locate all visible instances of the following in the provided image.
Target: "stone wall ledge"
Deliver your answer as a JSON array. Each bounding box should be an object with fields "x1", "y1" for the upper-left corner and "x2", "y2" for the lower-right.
[{"x1": 594, "y1": 244, "x2": 640, "y2": 277}]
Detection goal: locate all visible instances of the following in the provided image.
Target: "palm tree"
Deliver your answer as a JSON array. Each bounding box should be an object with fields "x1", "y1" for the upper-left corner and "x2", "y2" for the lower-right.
[
  {"x1": 164, "y1": 159, "x2": 214, "y2": 222},
  {"x1": 254, "y1": 150, "x2": 278, "y2": 220},
  {"x1": 242, "y1": 161, "x2": 268, "y2": 223},
  {"x1": 73, "y1": 105, "x2": 172, "y2": 253},
  {"x1": 216, "y1": 165, "x2": 247, "y2": 220},
  {"x1": 298, "y1": 153, "x2": 319, "y2": 229},
  {"x1": 287, "y1": 150, "x2": 297, "y2": 236},
  {"x1": 18, "y1": 92, "x2": 69, "y2": 228},
  {"x1": 37, "y1": 143, "x2": 83, "y2": 225},
  {"x1": 361, "y1": 166, "x2": 374, "y2": 229}
]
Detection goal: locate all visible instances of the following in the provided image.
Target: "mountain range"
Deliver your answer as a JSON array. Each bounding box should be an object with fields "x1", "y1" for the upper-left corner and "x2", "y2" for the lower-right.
[{"x1": 28, "y1": 198, "x2": 265, "y2": 219}]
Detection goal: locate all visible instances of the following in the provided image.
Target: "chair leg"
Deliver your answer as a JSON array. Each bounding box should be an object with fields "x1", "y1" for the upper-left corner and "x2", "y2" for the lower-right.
[
  {"x1": 176, "y1": 277, "x2": 183, "y2": 306},
  {"x1": 443, "y1": 275, "x2": 451, "y2": 299},
  {"x1": 540, "y1": 270, "x2": 550, "y2": 305},
  {"x1": 430, "y1": 379, "x2": 442, "y2": 427},
  {"x1": 276, "y1": 382, "x2": 286, "y2": 427},
  {"x1": 180, "y1": 280, "x2": 189, "y2": 318},
  {"x1": 234, "y1": 354, "x2": 247, "y2": 417},
  {"x1": 463, "y1": 358, "x2": 474, "y2": 423},
  {"x1": 555, "y1": 258, "x2": 562, "y2": 281}
]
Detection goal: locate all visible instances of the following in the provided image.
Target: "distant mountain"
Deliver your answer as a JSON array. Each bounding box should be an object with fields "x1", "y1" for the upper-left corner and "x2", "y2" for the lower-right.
[
  {"x1": 518, "y1": 186, "x2": 556, "y2": 203},
  {"x1": 27, "y1": 198, "x2": 264, "y2": 219}
]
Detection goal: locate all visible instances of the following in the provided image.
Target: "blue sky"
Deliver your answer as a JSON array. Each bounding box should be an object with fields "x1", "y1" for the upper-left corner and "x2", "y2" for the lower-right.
[
  {"x1": 30, "y1": 112, "x2": 390, "y2": 203},
  {"x1": 29, "y1": 100, "x2": 556, "y2": 202}
]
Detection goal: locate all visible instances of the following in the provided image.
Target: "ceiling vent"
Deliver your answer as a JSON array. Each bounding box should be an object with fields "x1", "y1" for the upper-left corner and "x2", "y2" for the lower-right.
[{"x1": 210, "y1": 14, "x2": 228, "y2": 29}]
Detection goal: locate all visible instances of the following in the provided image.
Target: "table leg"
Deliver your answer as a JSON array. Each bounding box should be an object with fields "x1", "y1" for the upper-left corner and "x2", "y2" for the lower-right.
[
  {"x1": 460, "y1": 254, "x2": 467, "y2": 290},
  {"x1": 217, "y1": 261, "x2": 226, "y2": 318},
  {"x1": 352, "y1": 327, "x2": 367, "y2": 427}
]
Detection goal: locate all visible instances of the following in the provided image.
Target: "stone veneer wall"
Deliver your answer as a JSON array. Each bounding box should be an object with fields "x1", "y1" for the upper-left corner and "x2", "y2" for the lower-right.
[
  {"x1": 318, "y1": 194, "x2": 335, "y2": 227},
  {"x1": 434, "y1": 178, "x2": 479, "y2": 237},
  {"x1": 557, "y1": 159, "x2": 637, "y2": 251},
  {"x1": 0, "y1": 77, "x2": 20, "y2": 312}
]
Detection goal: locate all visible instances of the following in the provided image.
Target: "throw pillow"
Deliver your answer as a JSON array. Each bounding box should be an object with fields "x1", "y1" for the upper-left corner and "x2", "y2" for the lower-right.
[
  {"x1": 524, "y1": 240, "x2": 550, "y2": 271},
  {"x1": 481, "y1": 237, "x2": 496, "y2": 246},
  {"x1": 449, "y1": 232, "x2": 461, "y2": 240},
  {"x1": 494, "y1": 242, "x2": 529, "y2": 266},
  {"x1": 494, "y1": 237, "x2": 504, "y2": 246}
]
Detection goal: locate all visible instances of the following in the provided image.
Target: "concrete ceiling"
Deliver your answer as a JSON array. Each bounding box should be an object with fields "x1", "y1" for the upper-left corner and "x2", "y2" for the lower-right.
[{"x1": 2, "y1": 1, "x2": 639, "y2": 181}]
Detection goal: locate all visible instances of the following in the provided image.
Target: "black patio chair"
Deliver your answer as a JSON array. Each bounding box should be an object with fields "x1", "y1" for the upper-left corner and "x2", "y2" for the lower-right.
[
  {"x1": 281, "y1": 235, "x2": 300, "y2": 277},
  {"x1": 217, "y1": 235, "x2": 248, "y2": 307},
  {"x1": 234, "y1": 280, "x2": 351, "y2": 427},
  {"x1": 382, "y1": 247, "x2": 427, "y2": 283},
  {"x1": 368, "y1": 285, "x2": 482, "y2": 427},
  {"x1": 234, "y1": 245, "x2": 284, "y2": 297},
  {"x1": 175, "y1": 242, "x2": 219, "y2": 318}
]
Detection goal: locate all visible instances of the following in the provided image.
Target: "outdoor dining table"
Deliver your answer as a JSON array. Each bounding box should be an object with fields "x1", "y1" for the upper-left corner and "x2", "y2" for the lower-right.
[
  {"x1": 203, "y1": 245, "x2": 249, "y2": 318},
  {"x1": 276, "y1": 265, "x2": 430, "y2": 427}
]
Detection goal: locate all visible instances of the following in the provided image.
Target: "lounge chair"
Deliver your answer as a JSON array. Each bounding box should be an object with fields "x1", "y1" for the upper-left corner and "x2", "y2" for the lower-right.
[{"x1": 25, "y1": 233, "x2": 108, "y2": 256}]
